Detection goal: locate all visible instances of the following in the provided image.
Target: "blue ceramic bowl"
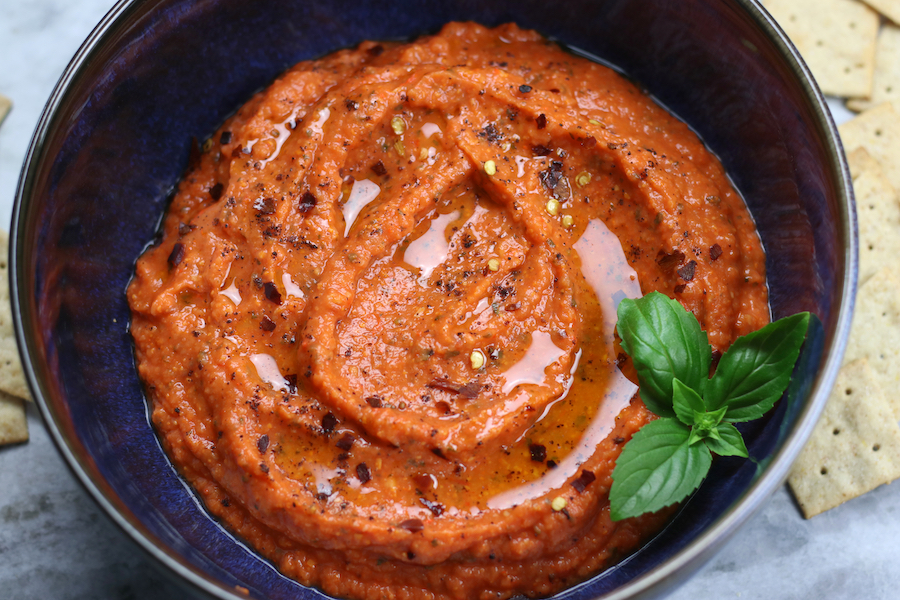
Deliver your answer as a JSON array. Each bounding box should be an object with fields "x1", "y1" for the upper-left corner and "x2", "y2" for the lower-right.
[{"x1": 12, "y1": 0, "x2": 855, "y2": 599}]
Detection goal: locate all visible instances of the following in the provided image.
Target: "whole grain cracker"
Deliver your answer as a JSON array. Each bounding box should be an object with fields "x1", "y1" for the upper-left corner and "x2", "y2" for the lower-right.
[
  {"x1": 847, "y1": 24, "x2": 900, "y2": 112},
  {"x1": 860, "y1": 0, "x2": 900, "y2": 24},
  {"x1": 788, "y1": 358, "x2": 900, "y2": 518},
  {"x1": 763, "y1": 0, "x2": 878, "y2": 97},
  {"x1": 846, "y1": 147, "x2": 900, "y2": 285},
  {"x1": 0, "y1": 230, "x2": 30, "y2": 401},
  {"x1": 0, "y1": 95, "x2": 10, "y2": 128},
  {"x1": 839, "y1": 101, "x2": 900, "y2": 194},
  {"x1": 0, "y1": 390, "x2": 27, "y2": 446},
  {"x1": 842, "y1": 268, "x2": 900, "y2": 419}
]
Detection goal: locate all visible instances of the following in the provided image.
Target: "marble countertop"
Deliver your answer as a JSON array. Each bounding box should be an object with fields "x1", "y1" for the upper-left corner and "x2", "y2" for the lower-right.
[{"x1": 1, "y1": 2, "x2": 897, "y2": 599}]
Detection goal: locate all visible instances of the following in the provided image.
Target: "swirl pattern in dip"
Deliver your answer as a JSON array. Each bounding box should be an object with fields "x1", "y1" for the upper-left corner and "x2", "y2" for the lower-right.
[{"x1": 128, "y1": 22, "x2": 768, "y2": 600}]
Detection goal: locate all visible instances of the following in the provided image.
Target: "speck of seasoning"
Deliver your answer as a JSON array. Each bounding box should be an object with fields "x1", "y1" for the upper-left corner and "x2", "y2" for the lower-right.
[
  {"x1": 529, "y1": 443, "x2": 547, "y2": 462},
  {"x1": 257, "y1": 434, "x2": 269, "y2": 454},
  {"x1": 322, "y1": 412, "x2": 337, "y2": 434},
  {"x1": 366, "y1": 395, "x2": 383, "y2": 408},
  {"x1": 546, "y1": 199, "x2": 560, "y2": 216},
  {"x1": 394, "y1": 140, "x2": 406, "y2": 156},
  {"x1": 167, "y1": 243, "x2": 185, "y2": 268},
  {"x1": 710, "y1": 243, "x2": 723, "y2": 261},
  {"x1": 519, "y1": 84, "x2": 533, "y2": 93},
  {"x1": 220, "y1": 131, "x2": 232, "y2": 144},
  {"x1": 500, "y1": 141, "x2": 511, "y2": 152},
  {"x1": 551, "y1": 496, "x2": 567, "y2": 511},
  {"x1": 536, "y1": 114, "x2": 547, "y2": 129},
  {"x1": 391, "y1": 115, "x2": 406, "y2": 135},
  {"x1": 470, "y1": 350, "x2": 485, "y2": 370},
  {"x1": 298, "y1": 191, "x2": 317, "y2": 213},
  {"x1": 335, "y1": 433, "x2": 355, "y2": 451},
  {"x1": 576, "y1": 172, "x2": 592, "y2": 187},
  {"x1": 562, "y1": 215, "x2": 574, "y2": 228},
  {"x1": 209, "y1": 182, "x2": 224, "y2": 200},
  {"x1": 484, "y1": 160, "x2": 497, "y2": 176},
  {"x1": 371, "y1": 160, "x2": 387, "y2": 176},
  {"x1": 260, "y1": 316, "x2": 276, "y2": 332},
  {"x1": 263, "y1": 282, "x2": 282, "y2": 304},
  {"x1": 400, "y1": 518, "x2": 424, "y2": 533},
  {"x1": 588, "y1": 119, "x2": 601, "y2": 125},
  {"x1": 571, "y1": 469, "x2": 596, "y2": 493},
  {"x1": 488, "y1": 258, "x2": 500, "y2": 272},
  {"x1": 356, "y1": 463, "x2": 371, "y2": 484}
]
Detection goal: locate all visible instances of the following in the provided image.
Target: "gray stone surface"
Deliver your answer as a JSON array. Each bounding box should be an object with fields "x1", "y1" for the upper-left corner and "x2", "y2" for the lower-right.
[{"x1": 0, "y1": 2, "x2": 896, "y2": 599}]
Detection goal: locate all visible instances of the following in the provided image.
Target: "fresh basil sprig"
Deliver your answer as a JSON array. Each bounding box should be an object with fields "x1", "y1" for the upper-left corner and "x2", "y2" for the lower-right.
[{"x1": 609, "y1": 292, "x2": 810, "y2": 521}]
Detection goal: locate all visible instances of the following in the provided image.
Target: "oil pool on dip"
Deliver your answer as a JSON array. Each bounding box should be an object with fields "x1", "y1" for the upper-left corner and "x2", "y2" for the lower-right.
[{"x1": 128, "y1": 22, "x2": 768, "y2": 600}]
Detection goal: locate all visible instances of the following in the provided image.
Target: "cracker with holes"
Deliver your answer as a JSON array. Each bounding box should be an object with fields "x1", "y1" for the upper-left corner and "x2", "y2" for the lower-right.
[
  {"x1": 788, "y1": 358, "x2": 900, "y2": 518},
  {"x1": 843, "y1": 268, "x2": 900, "y2": 418},
  {"x1": 847, "y1": 24, "x2": 900, "y2": 113},
  {"x1": 764, "y1": 0, "x2": 878, "y2": 97},
  {"x1": 839, "y1": 101, "x2": 900, "y2": 193},
  {"x1": 846, "y1": 147, "x2": 900, "y2": 285},
  {"x1": 0, "y1": 390, "x2": 27, "y2": 445},
  {"x1": 861, "y1": 0, "x2": 900, "y2": 25},
  {"x1": 0, "y1": 229, "x2": 30, "y2": 401}
]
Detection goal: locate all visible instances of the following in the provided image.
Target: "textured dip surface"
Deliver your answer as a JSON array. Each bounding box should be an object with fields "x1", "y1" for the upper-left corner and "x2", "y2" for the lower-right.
[{"x1": 128, "y1": 22, "x2": 768, "y2": 600}]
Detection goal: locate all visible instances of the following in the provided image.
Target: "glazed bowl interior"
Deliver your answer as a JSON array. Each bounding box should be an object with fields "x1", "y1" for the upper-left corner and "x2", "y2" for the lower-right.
[{"x1": 12, "y1": 0, "x2": 854, "y2": 599}]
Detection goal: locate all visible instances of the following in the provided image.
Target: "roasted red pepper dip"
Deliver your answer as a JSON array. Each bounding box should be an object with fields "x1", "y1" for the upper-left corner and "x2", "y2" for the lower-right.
[{"x1": 128, "y1": 22, "x2": 768, "y2": 600}]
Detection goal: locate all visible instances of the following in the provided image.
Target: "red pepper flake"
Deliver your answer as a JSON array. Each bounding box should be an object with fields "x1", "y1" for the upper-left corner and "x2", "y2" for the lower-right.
[
  {"x1": 547, "y1": 460, "x2": 558, "y2": 469},
  {"x1": 257, "y1": 434, "x2": 269, "y2": 454},
  {"x1": 571, "y1": 469, "x2": 596, "y2": 493},
  {"x1": 615, "y1": 352, "x2": 627, "y2": 369},
  {"x1": 167, "y1": 243, "x2": 185, "y2": 268},
  {"x1": 674, "y1": 284, "x2": 687, "y2": 294},
  {"x1": 346, "y1": 99, "x2": 359, "y2": 111},
  {"x1": 532, "y1": 144, "x2": 552, "y2": 156},
  {"x1": 677, "y1": 260, "x2": 697, "y2": 282},
  {"x1": 400, "y1": 519, "x2": 424, "y2": 533},
  {"x1": 711, "y1": 349, "x2": 723, "y2": 371},
  {"x1": 322, "y1": 412, "x2": 337, "y2": 434},
  {"x1": 656, "y1": 249, "x2": 686, "y2": 275},
  {"x1": 220, "y1": 131, "x2": 232, "y2": 144},
  {"x1": 536, "y1": 113, "x2": 547, "y2": 129},
  {"x1": 367, "y1": 44, "x2": 384, "y2": 56},
  {"x1": 209, "y1": 182, "x2": 224, "y2": 201},
  {"x1": 365, "y1": 395, "x2": 383, "y2": 408},
  {"x1": 356, "y1": 462, "x2": 371, "y2": 484},
  {"x1": 177, "y1": 222, "x2": 195, "y2": 236},
  {"x1": 298, "y1": 191, "x2": 317, "y2": 214},
  {"x1": 254, "y1": 196, "x2": 276, "y2": 214},
  {"x1": 371, "y1": 161, "x2": 387, "y2": 176},
  {"x1": 260, "y1": 463, "x2": 269, "y2": 474},
  {"x1": 710, "y1": 243, "x2": 723, "y2": 261},
  {"x1": 518, "y1": 84, "x2": 533, "y2": 93},
  {"x1": 427, "y1": 378, "x2": 480, "y2": 399},
  {"x1": 613, "y1": 437, "x2": 625, "y2": 444},
  {"x1": 529, "y1": 443, "x2": 547, "y2": 463},
  {"x1": 580, "y1": 136, "x2": 597, "y2": 147},
  {"x1": 263, "y1": 282, "x2": 282, "y2": 304},
  {"x1": 260, "y1": 316, "x2": 276, "y2": 332},
  {"x1": 419, "y1": 497, "x2": 444, "y2": 516},
  {"x1": 335, "y1": 433, "x2": 355, "y2": 451},
  {"x1": 285, "y1": 374, "x2": 298, "y2": 394}
]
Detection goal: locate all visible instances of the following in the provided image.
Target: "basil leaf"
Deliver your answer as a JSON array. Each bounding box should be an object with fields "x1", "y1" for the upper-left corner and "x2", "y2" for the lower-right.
[
  {"x1": 687, "y1": 406, "x2": 727, "y2": 446},
  {"x1": 706, "y1": 312, "x2": 810, "y2": 422},
  {"x1": 617, "y1": 293, "x2": 712, "y2": 418},
  {"x1": 609, "y1": 418, "x2": 712, "y2": 521},
  {"x1": 704, "y1": 423, "x2": 749, "y2": 458},
  {"x1": 672, "y1": 378, "x2": 706, "y2": 426}
]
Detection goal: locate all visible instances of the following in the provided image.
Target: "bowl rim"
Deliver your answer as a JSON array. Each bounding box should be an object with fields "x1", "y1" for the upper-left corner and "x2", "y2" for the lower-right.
[{"x1": 10, "y1": 0, "x2": 857, "y2": 598}]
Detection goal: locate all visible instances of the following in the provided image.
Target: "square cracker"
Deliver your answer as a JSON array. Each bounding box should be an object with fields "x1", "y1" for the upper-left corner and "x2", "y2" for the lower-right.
[
  {"x1": 0, "y1": 230, "x2": 30, "y2": 401},
  {"x1": 847, "y1": 24, "x2": 900, "y2": 112},
  {"x1": 788, "y1": 358, "x2": 900, "y2": 518},
  {"x1": 860, "y1": 0, "x2": 900, "y2": 24},
  {"x1": 846, "y1": 147, "x2": 900, "y2": 286},
  {"x1": 0, "y1": 95, "x2": 10, "y2": 128},
  {"x1": 839, "y1": 101, "x2": 900, "y2": 194},
  {"x1": 0, "y1": 390, "x2": 27, "y2": 446},
  {"x1": 763, "y1": 0, "x2": 878, "y2": 97},
  {"x1": 843, "y1": 268, "x2": 900, "y2": 419}
]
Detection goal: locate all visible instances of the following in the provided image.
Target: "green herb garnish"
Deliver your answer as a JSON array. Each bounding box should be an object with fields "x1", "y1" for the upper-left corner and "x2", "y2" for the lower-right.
[{"x1": 609, "y1": 291, "x2": 810, "y2": 521}]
